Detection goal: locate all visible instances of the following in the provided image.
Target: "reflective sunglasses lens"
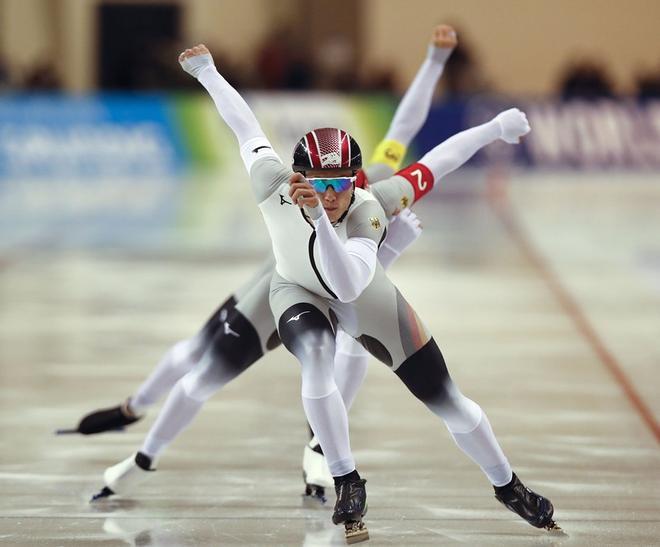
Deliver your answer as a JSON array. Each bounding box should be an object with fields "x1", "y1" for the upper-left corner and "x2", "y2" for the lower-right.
[{"x1": 309, "y1": 177, "x2": 355, "y2": 192}]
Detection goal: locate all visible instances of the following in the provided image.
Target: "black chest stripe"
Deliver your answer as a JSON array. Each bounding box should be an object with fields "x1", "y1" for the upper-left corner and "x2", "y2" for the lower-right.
[
  {"x1": 308, "y1": 232, "x2": 338, "y2": 300},
  {"x1": 378, "y1": 226, "x2": 387, "y2": 248}
]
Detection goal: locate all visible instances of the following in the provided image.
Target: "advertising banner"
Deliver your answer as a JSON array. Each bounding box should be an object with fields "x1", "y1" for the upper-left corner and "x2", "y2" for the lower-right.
[{"x1": 1, "y1": 93, "x2": 658, "y2": 251}]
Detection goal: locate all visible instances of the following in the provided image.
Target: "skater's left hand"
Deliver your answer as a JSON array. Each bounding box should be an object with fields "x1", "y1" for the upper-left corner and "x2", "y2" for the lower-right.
[
  {"x1": 289, "y1": 173, "x2": 320, "y2": 209},
  {"x1": 495, "y1": 108, "x2": 531, "y2": 144}
]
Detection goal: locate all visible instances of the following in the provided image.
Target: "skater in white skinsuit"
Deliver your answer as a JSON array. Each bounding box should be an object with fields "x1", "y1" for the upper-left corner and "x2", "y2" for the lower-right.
[
  {"x1": 83, "y1": 25, "x2": 456, "y2": 495},
  {"x1": 166, "y1": 44, "x2": 558, "y2": 542}
]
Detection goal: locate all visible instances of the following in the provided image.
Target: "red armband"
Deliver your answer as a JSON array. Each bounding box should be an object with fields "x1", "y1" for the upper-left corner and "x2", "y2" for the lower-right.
[{"x1": 395, "y1": 163, "x2": 434, "y2": 202}]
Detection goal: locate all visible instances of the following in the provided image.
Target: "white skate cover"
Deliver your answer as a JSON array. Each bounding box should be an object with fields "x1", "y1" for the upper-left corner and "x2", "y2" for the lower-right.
[
  {"x1": 303, "y1": 437, "x2": 333, "y2": 488},
  {"x1": 103, "y1": 453, "x2": 156, "y2": 496}
]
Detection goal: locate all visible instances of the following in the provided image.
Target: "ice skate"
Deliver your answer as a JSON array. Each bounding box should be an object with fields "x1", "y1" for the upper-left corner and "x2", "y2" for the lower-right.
[
  {"x1": 58, "y1": 399, "x2": 142, "y2": 435},
  {"x1": 90, "y1": 452, "x2": 156, "y2": 501},
  {"x1": 332, "y1": 478, "x2": 369, "y2": 544},
  {"x1": 302, "y1": 436, "x2": 333, "y2": 504},
  {"x1": 494, "y1": 473, "x2": 562, "y2": 532}
]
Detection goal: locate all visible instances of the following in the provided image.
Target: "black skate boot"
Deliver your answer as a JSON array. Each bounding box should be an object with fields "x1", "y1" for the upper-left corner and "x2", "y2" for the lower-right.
[
  {"x1": 494, "y1": 473, "x2": 561, "y2": 531},
  {"x1": 332, "y1": 478, "x2": 369, "y2": 544},
  {"x1": 57, "y1": 399, "x2": 142, "y2": 435}
]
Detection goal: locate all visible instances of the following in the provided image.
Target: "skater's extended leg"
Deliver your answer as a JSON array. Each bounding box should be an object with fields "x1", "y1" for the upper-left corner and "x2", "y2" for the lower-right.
[
  {"x1": 129, "y1": 337, "x2": 202, "y2": 414},
  {"x1": 394, "y1": 339, "x2": 511, "y2": 485},
  {"x1": 66, "y1": 295, "x2": 238, "y2": 435},
  {"x1": 64, "y1": 338, "x2": 203, "y2": 436},
  {"x1": 129, "y1": 293, "x2": 241, "y2": 413},
  {"x1": 92, "y1": 304, "x2": 267, "y2": 500},
  {"x1": 394, "y1": 338, "x2": 557, "y2": 529},
  {"x1": 140, "y1": 303, "x2": 266, "y2": 460}
]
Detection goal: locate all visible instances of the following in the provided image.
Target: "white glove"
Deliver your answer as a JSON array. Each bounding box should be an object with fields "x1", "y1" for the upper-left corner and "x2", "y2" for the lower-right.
[
  {"x1": 494, "y1": 108, "x2": 531, "y2": 144},
  {"x1": 385, "y1": 208, "x2": 422, "y2": 252},
  {"x1": 179, "y1": 52, "x2": 215, "y2": 79}
]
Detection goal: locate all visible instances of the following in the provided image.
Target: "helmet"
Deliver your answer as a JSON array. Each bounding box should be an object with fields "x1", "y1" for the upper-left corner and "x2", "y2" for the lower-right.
[{"x1": 292, "y1": 128, "x2": 362, "y2": 173}]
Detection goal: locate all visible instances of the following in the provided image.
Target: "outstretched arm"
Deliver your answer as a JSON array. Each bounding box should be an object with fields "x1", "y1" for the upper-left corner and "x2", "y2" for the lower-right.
[
  {"x1": 420, "y1": 108, "x2": 529, "y2": 179},
  {"x1": 369, "y1": 25, "x2": 457, "y2": 176},
  {"x1": 179, "y1": 44, "x2": 280, "y2": 174},
  {"x1": 370, "y1": 108, "x2": 531, "y2": 216}
]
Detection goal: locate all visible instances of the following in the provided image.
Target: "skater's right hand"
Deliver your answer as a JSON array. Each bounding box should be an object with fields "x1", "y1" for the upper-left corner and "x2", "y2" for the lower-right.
[
  {"x1": 289, "y1": 172, "x2": 321, "y2": 212},
  {"x1": 179, "y1": 44, "x2": 215, "y2": 79},
  {"x1": 494, "y1": 108, "x2": 531, "y2": 144}
]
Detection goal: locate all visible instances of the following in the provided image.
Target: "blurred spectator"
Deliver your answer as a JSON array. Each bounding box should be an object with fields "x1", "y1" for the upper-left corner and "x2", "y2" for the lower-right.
[
  {"x1": 636, "y1": 66, "x2": 660, "y2": 101},
  {"x1": 442, "y1": 30, "x2": 491, "y2": 97},
  {"x1": 255, "y1": 26, "x2": 314, "y2": 90},
  {"x1": 0, "y1": 56, "x2": 9, "y2": 90},
  {"x1": 23, "y1": 61, "x2": 61, "y2": 91},
  {"x1": 558, "y1": 60, "x2": 616, "y2": 101},
  {"x1": 139, "y1": 39, "x2": 243, "y2": 90},
  {"x1": 360, "y1": 67, "x2": 396, "y2": 93},
  {"x1": 315, "y1": 33, "x2": 357, "y2": 91}
]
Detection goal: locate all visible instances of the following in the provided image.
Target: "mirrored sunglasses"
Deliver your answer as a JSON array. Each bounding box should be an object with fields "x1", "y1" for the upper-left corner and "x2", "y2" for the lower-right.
[{"x1": 308, "y1": 176, "x2": 356, "y2": 193}]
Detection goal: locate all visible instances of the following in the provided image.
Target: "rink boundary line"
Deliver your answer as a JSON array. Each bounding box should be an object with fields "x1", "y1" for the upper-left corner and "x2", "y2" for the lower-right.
[{"x1": 486, "y1": 169, "x2": 660, "y2": 444}]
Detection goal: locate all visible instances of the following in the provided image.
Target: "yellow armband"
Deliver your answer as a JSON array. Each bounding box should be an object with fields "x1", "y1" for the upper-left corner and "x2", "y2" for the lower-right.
[{"x1": 369, "y1": 139, "x2": 407, "y2": 171}]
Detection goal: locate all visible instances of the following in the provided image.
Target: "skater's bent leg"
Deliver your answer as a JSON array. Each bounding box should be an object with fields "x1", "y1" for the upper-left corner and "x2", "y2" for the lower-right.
[
  {"x1": 140, "y1": 309, "x2": 266, "y2": 459},
  {"x1": 130, "y1": 337, "x2": 201, "y2": 414},
  {"x1": 140, "y1": 380, "x2": 204, "y2": 459},
  {"x1": 279, "y1": 304, "x2": 355, "y2": 477},
  {"x1": 129, "y1": 295, "x2": 239, "y2": 413},
  {"x1": 395, "y1": 339, "x2": 512, "y2": 486},
  {"x1": 334, "y1": 329, "x2": 369, "y2": 412}
]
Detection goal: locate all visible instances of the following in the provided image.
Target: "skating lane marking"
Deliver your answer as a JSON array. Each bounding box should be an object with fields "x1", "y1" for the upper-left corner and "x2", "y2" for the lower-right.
[{"x1": 486, "y1": 168, "x2": 660, "y2": 444}]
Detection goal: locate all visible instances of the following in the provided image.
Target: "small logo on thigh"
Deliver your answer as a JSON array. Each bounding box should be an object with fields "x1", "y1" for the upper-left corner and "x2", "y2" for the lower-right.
[{"x1": 286, "y1": 311, "x2": 311, "y2": 323}]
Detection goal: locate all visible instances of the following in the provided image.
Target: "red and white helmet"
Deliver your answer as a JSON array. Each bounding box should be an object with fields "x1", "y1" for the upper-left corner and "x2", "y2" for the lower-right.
[{"x1": 292, "y1": 127, "x2": 362, "y2": 173}]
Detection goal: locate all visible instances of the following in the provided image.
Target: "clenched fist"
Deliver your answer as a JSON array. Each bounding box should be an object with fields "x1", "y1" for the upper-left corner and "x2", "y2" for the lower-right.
[
  {"x1": 495, "y1": 108, "x2": 531, "y2": 144},
  {"x1": 179, "y1": 44, "x2": 215, "y2": 78},
  {"x1": 289, "y1": 173, "x2": 320, "y2": 209},
  {"x1": 432, "y1": 24, "x2": 458, "y2": 49}
]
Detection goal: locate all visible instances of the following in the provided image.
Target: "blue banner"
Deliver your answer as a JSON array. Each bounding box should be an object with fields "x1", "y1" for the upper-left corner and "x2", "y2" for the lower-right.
[
  {"x1": 416, "y1": 98, "x2": 660, "y2": 170},
  {"x1": 0, "y1": 94, "x2": 187, "y2": 249}
]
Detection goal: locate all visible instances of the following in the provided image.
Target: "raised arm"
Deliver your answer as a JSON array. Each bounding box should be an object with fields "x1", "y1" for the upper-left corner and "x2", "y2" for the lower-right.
[
  {"x1": 378, "y1": 26, "x2": 457, "y2": 164},
  {"x1": 370, "y1": 108, "x2": 531, "y2": 216},
  {"x1": 179, "y1": 44, "x2": 280, "y2": 174}
]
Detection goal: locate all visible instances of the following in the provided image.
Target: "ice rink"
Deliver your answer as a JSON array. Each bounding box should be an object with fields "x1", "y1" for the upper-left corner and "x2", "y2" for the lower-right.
[{"x1": 1, "y1": 171, "x2": 659, "y2": 545}]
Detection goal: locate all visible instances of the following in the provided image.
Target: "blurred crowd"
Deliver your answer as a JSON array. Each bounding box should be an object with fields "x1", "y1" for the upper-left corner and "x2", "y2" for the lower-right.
[{"x1": 1, "y1": 27, "x2": 660, "y2": 101}]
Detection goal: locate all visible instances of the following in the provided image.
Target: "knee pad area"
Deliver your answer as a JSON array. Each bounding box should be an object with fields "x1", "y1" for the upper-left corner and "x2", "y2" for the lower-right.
[
  {"x1": 298, "y1": 331, "x2": 337, "y2": 399},
  {"x1": 277, "y1": 304, "x2": 334, "y2": 354},
  {"x1": 180, "y1": 360, "x2": 228, "y2": 401},
  {"x1": 167, "y1": 339, "x2": 198, "y2": 373},
  {"x1": 207, "y1": 308, "x2": 264, "y2": 373},
  {"x1": 394, "y1": 339, "x2": 451, "y2": 404}
]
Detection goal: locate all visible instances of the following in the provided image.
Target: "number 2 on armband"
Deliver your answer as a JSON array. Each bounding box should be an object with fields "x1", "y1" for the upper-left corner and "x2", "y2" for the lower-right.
[
  {"x1": 411, "y1": 168, "x2": 427, "y2": 191},
  {"x1": 397, "y1": 162, "x2": 434, "y2": 201}
]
